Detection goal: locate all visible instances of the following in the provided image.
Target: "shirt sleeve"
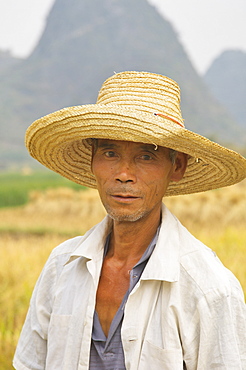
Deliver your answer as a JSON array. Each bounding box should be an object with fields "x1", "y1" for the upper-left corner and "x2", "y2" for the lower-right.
[
  {"x1": 13, "y1": 250, "x2": 58, "y2": 370},
  {"x1": 184, "y1": 278, "x2": 246, "y2": 369}
]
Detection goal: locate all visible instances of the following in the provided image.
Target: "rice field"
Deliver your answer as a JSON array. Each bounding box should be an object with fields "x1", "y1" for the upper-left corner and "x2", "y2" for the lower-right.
[{"x1": 0, "y1": 176, "x2": 245, "y2": 369}]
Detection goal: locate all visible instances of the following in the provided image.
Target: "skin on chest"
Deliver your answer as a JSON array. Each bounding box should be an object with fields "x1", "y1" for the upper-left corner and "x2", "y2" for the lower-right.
[{"x1": 95, "y1": 258, "x2": 132, "y2": 337}]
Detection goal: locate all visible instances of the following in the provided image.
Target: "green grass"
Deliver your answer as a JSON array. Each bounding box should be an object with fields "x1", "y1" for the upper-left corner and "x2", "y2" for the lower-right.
[{"x1": 0, "y1": 170, "x2": 84, "y2": 208}]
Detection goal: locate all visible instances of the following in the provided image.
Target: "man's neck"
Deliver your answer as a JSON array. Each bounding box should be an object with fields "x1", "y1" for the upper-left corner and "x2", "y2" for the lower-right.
[{"x1": 107, "y1": 209, "x2": 161, "y2": 264}]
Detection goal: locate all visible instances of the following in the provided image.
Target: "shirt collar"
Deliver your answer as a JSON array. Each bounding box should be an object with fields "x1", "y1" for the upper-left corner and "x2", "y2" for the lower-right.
[
  {"x1": 140, "y1": 203, "x2": 181, "y2": 282},
  {"x1": 65, "y1": 204, "x2": 181, "y2": 283},
  {"x1": 64, "y1": 216, "x2": 113, "y2": 265}
]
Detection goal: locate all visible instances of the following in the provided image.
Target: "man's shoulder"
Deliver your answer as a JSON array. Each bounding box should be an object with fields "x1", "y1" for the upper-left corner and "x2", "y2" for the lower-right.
[
  {"x1": 163, "y1": 208, "x2": 244, "y2": 299},
  {"x1": 51, "y1": 235, "x2": 85, "y2": 258},
  {"x1": 44, "y1": 217, "x2": 109, "y2": 269},
  {"x1": 40, "y1": 235, "x2": 86, "y2": 278},
  {"x1": 179, "y1": 230, "x2": 243, "y2": 299}
]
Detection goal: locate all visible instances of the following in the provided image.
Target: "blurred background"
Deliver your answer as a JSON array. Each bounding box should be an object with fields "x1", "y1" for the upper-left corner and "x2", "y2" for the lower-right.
[{"x1": 0, "y1": 0, "x2": 245, "y2": 368}]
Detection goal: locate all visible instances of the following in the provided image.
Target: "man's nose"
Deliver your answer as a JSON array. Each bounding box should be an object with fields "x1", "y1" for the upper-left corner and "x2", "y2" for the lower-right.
[{"x1": 115, "y1": 159, "x2": 137, "y2": 183}]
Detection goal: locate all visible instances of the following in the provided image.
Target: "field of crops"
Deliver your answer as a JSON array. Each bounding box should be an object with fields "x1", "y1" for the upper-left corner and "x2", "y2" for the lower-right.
[
  {"x1": 0, "y1": 171, "x2": 245, "y2": 369},
  {"x1": 0, "y1": 169, "x2": 83, "y2": 208}
]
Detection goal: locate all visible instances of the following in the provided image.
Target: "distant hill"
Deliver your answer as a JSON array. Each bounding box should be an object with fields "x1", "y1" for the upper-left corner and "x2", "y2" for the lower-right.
[
  {"x1": 0, "y1": 0, "x2": 244, "y2": 168},
  {"x1": 204, "y1": 49, "x2": 246, "y2": 128},
  {"x1": 0, "y1": 50, "x2": 22, "y2": 74}
]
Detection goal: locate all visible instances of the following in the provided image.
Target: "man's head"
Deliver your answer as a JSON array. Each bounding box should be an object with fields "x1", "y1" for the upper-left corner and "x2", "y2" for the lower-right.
[
  {"x1": 25, "y1": 71, "x2": 246, "y2": 195},
  {"x1": 91, "y1": 139, "x2": 187, "y2": 222}
]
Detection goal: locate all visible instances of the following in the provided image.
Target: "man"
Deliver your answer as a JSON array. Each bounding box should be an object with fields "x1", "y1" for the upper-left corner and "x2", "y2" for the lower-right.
[{"x1": 14, "y1": 71, "x2": 246, "y2": 369}]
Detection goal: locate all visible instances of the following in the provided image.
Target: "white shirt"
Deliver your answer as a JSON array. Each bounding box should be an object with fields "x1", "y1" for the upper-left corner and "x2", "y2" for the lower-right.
[{"x1": 13, "y1": 204, "x2": 246, "y2": 370}]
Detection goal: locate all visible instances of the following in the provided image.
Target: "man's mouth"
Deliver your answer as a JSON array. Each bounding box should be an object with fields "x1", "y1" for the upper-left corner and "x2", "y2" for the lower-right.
[
  {"x1": 110, "y1": 193, "x2": 141, "y2": 202},
  {"x1": 114, "y1": 194, "x2": 138, "y2": 198}
]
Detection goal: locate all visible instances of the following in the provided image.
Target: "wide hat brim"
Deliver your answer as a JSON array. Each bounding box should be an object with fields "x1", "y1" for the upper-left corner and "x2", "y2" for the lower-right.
[{"x1": 25, "y1": 102, "x2": 246, "y2": 196}]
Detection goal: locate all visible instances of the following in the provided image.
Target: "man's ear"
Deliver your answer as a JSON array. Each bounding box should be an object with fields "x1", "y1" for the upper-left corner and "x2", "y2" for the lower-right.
[{"x1": 170, "y1": 152, "x2": 188, "y2": 182}]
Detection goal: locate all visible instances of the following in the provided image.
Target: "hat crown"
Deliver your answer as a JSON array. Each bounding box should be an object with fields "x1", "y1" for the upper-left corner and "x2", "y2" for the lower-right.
[{"x1": 97, "y1": 71, "x2": 184, "y2": 127}]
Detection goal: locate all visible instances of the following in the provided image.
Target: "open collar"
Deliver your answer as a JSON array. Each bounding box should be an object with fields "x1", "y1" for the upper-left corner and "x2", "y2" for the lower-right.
[{"x1": 64, "y1": 204, "x2": 181, "y2": 283}]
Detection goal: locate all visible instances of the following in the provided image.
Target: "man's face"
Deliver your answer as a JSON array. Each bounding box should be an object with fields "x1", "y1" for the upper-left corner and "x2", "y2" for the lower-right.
[{"x1": 91, "y1": 139, "x2": 186, "y2": 223}]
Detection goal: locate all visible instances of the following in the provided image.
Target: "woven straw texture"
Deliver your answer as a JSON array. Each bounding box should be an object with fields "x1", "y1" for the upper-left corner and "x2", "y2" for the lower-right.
[{"x1": 25, "y1": 71, "x2": 246, "y2": 196}]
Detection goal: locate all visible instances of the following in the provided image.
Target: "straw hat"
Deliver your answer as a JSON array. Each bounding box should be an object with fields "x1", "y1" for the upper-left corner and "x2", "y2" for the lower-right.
[{"x1": 26, "y1": 71, "x2": 246, "y2": 196}]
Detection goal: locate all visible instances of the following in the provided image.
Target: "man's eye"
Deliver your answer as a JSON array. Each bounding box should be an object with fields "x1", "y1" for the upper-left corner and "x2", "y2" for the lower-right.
[
  {"x1": 140, "y1": 154, "x2": 152, "y2": 160},
  {"x1": 105, "y1": 151, "x2": 116, "y2": 157}
]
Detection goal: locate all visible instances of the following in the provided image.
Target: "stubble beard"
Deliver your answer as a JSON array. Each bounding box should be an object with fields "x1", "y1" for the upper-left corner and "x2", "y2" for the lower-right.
[
  {"x1": 103, "y1": 203, "x2": 149, "y2": 222},
  {"x1": 100, "y1": 186, "x2": 149, "y2": 222}
]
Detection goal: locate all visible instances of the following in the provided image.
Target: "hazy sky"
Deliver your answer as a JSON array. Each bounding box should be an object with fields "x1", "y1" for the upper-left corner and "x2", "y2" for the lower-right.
[{"x1": 0, "y1": 0, "x2": 245, "y2": 74}]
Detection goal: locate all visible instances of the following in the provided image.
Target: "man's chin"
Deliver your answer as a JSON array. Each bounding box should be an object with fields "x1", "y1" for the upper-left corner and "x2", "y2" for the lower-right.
[{"x1": 106, "y1": 208, "x2": 147, "y2": 223}]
